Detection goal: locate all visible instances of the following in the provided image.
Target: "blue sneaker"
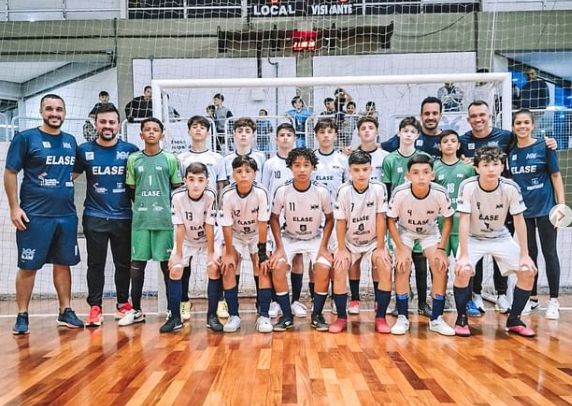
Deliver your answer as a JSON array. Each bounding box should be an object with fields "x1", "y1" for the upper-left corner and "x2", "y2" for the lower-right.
[
  {"x1": 13, "y1": 312, "x2": 30, "y2": 335},
  {"x1": 57, "y1": 308, "x2": 84, "y2": 329},
  {"x1": 466, "y1": 301, "x2": 482, "y2": 318}
]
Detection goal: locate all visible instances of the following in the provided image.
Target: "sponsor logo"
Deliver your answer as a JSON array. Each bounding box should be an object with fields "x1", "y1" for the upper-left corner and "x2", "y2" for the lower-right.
[
  {"x1": 63, "y1": 142, "x2": 72, "y2": 149},
  {"x1": 85, "y1": 152, "x2": 94, "y2": 161},
  {"x1": 21, "y1": 248, "x2": 36, "y2": 260},
  {"x1": 512, "y1": 155, "x2": 517, "y2": 161},
  {"x1": 116, "y1": 151, "x2": 130, "y2": 160},
  {"x1": 468, "y1": 143, "x2": 475, "y2": 150},
  {"x1": 42, "y1": 141, "x2": 51, "y2": 148}
]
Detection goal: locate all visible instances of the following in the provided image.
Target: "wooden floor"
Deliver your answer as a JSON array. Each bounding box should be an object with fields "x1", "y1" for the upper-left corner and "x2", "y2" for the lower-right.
[{"x1": 1, "y1": 299, "x2": 572, "y2": 406}]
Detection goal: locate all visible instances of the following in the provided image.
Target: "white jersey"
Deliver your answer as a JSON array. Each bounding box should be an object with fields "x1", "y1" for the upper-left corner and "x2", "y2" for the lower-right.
[
  {"x1": 178, "y1": 149, "x2": 226, "y2": 191},
  {"x1": 272, "y1": 180, "x2": 332, "y2": 241},
  {"x1": 312, "y1": 149, "x2": 349, "y2": 203},
  {"x1": 387, "y1": 182, "x2": 454, "y2": 236},
  {"x1": 224, "y1": 149, "x2": 266, "y2": 184},
  {"x1": 171, "y1": 187, "x2": 217, "y2": 245},
  {"x1": 261, "y1": 155, "x2": 292, "y2": 202},
  {"x1": 359, "y1": 147, "x2": 389, "y2": 183},
  {"x1": 220, "y1": 181, "x2": 270, "y2": 242},
  {"x1": 334, "y1": 181, "x2": 388, "y2": 250},
  {"x1": 457, "y1": 176, "x2": 526, "y2": 240}
]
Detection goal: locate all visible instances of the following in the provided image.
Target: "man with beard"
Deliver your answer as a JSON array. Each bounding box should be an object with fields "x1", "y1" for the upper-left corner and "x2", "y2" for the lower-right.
[
  {"x1": 382, "y1": 97, "x2": 443, "y2": 158},
  {"x1": 5, "y1": 94, "x2": 84, "y2": 335},
  {"x1": 73, "y1": 104, "x2": 139, "y2": 327}
]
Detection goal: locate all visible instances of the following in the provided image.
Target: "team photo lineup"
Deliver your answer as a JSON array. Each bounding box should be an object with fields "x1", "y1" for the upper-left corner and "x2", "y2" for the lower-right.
[{"x1": 5, "y1": 91, "x2": 566, "y2": 340}]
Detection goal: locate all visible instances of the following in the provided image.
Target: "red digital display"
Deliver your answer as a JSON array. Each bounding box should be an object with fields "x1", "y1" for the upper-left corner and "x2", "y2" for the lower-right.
[{"x1": 292, "y1": 29, "x2": 317, "y2": 51}]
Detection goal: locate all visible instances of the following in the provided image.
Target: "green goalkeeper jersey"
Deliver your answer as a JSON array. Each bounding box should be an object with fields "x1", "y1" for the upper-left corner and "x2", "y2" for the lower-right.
[
  {"x1": 126, "y1": 150, "x2": 182, "y2": 230},
  {"x1": 434, "y1": 158, "x2": 475, "y2": 235},
  {"x1": 382, "y1": 149, "x2": 431, "y2": 191}
]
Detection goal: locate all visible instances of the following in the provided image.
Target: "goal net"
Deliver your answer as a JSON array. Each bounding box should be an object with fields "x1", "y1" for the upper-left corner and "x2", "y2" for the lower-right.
[{"x1": 0, "y1": 2, "x2": 571, "y2": 316}]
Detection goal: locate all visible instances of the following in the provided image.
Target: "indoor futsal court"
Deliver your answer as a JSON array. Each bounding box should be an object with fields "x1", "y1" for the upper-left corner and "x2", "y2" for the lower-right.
[{"x1": 1, "y1": 1, "x2": 572, "y2": 405}]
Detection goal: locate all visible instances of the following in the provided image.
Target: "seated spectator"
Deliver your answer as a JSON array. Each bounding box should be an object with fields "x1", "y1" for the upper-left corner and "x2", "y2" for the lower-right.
[
  {"x1": 286, "y1": 96, "x2": 312, "y2": 148},
  {"x1": 125, "y1": 86, "x2": 153, "y2": 123},
  {"x1": 438, "y1": 83, "x2": 464, "y2": 112},
  {"x1": 89, "y1": 91, "x2": 116, "y2": 119},
  {"x1": 520, "y1": 67, "x2": 549, "y2": 109},
  {"x1": 256, "y1": 109, "x2": 273, "y2": 154}
]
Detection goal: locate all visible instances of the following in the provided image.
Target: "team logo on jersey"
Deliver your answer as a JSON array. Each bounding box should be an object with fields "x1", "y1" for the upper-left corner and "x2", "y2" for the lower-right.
[
  {"x1": 456, "y1": 173, "x2": 464, "y2": 178},
  {"x1": 397, "y1": 168, "x2": 403, "y2": 173},
  {"x1": 155, "y1": 166, "x2": 163, "y2": 171},
  {"x1": 152, "y1": 202, "x2": 164, "y2": 211},
  {"x1": 300, "y1": 225, "x2": 307, "y2": 232},
  {"x1": 476, "y1": 202, "x2": 481, "y2": 209},
  {"x1": 496, "y1": 203, "x2": 504, "y2": 209},
  {"x1": 366, "y1": 201, "x2": 374, "y2": 207},
  {"x1": 310, "y1": 204, "x2": 319, "y2": 210},
  {"x1": 416, "y1": 140, "x2": 424, "y2": 146},
  {"x1": 117, "y1": 151, "x2": 130, "y2": 160},
  {"x1": 42, "y1": 141, "x2": 51, "y2": 148},
  {"x1": 468, "y1": 143, "x2": 475, "y2": 150},
  {"x1": 21, "y1": 248, "x2": 36, "y2": 261},
  {"x1": 427, "y1": 210, "x2": 434, "y2": 215},
  {"x1": 251, "y1": 207, "x2": 259, "y2": 214},
  {"x1": 512, "y1": 155, "x2": 518, "y2": 161},
  {"x1": 63, "y1": 142, "x2": 72, "y2": 149},
  {"x1": 487, "y1": 141, "x2": 499, "y2": 147},
  {"x1": 138, "y1": 203, "x2": 148, "y2": 212},
  {"x1": 526, "y1": 153, "x2": 537, "y2": 160},
  {"x1": 85, "y1": 152, "x2": 94, "y2": 161},
  {"x1": 438, "y1": 174, "x2": 445, "y2": 180},
  {"x1": 137, "y1": 166, "x2": 144, "y2": 173}
]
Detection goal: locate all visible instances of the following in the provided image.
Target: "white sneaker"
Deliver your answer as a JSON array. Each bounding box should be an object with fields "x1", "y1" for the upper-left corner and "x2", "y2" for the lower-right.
[
  {"x1": 255, "y1": 316, "x2": 273, "y2": 333},
  {"x1": 118, "y1": 309, "x2": 145, "y2": 326},
  {"x1": 522, "y1": 299, "x2": 541, "y2": 315},
  {"x1": 348, "y1": 300, "x2": 360, "y2": 315},
  {"x1": 495, "y1": 294, "x2": 511, "y2": 314},
  {"x1": 546, "y1": 298, "x2": 560, "y2": 320},
  {"x1": 217, "y1": 300, "x2": 229, "y2": 319},
  {"x1": 269, "y1": 302, "x2": 282, "y2": 318},
  {"x1": 429, "y1": 316, "x2": 455, "y2": 336},
  {"x1": 473, "y1": 294, "x2": 486, "y2": 313},
  {"x1": 390, "y1": 315, "x2": 410, "y2": 335},
  {"x1": 291, "y1": 301, "x2": 307, "y2": 318},
  {"x1": 180, "y1": 301, "x2": 192, "y2": 321},
  {"x1": 330, "y1": 299, "x2": 338, "y2": 315},
  {"x1": 223, "y1": 315, "x2": 241, "y2": 333}
]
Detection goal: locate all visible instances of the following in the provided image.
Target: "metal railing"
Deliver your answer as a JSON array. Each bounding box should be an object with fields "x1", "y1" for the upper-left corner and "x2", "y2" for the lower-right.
[{"x1": 1, "y1": 0, "x2": 126, "y2": 21}]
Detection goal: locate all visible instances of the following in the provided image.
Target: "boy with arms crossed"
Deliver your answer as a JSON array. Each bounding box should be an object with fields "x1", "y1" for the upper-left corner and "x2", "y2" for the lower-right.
[
  {"x1": 224, "y1": 117, "x2": 266, "y2": 184},
  {"x1": 268, "y1": 148, "x2": 334, "y2": 331},
  {"x1": 220, "y1": 156, "x2": 272, "y2": 333},
  {"x1": 387, "y1": 155, "x2": 454, "y2": 335},
  {"x1": 178, "y1": 115, "x2": 227, "y2": 320},
  {"x1": 164, "y1": 163, "x2": 220, "y2": 332},
  {"x1": 120, "y1": 118, "x2": 182, "y2": 326},
  {"x1": 454, "y1": 146, "x2": 537, "y2": 337},
  {"x1": 331, "y1": 150, "x2": 391, "y2": 333}
]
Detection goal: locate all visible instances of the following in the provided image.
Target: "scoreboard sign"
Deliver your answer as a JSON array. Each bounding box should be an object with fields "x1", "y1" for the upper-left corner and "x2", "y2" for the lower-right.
[{"x1": 250, "y1": 0, "x2": 357, "y2": 17}]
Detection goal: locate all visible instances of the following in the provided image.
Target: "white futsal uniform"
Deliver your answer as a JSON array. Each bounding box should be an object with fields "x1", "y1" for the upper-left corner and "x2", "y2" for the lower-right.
[
  {"x1": 220, "y1": 182, "x2": 270, "y2": 256},
  {"x1": 224, "y1": 150, "x2": 266, "y2": 184},
  {"x1": 456, "y1": 176, "x2": 527, "y2": 276},
  {"x1": 177, "y1": 149, "x2": 226, "y2": 191},
  {"x1": 312, "y1": 149, "x2": 348, "y2": 203},
  {"x1": 386, "y1": 182, "x2": 454, "y2": 250},
  {"x1": 359, "y1": 147, "x2": 389, "y2": 183},
  {"x1": 334, "y1": 180, "x2": 388, "y2": 265},
  {"x1": 171, "y1": 187, "x2": 218, "y2": 264},
  {"x1": 272, "y1": 180, "x2": 332, "y2": 265},
  {"x1": 261, "y1": 154, "x2": 292, "y2": 202}
]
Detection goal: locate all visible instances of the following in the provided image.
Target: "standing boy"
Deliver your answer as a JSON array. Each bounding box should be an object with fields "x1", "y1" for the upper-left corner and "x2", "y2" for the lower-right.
[
  {"x1": 120, "y1": 118, "x2": 182, "y2": 326},
  {"x1": 224, "y1": 117, "x2": 266, "y2": 184},
  {"x1": 74, "y1": 104, "x2": 138, "y2": 326},
  {"x1": 331, "y1": 150, "x2": 391, "y2": 333},
  {"x1": 220, "y1": 156, "x2": 272, "y2": 333},
  {"x1": 387, "y1": 155, "x2": 455, "y2": 336},
  {"x1": 268, "y1": 148, "x2": 334, "y2": 331}
]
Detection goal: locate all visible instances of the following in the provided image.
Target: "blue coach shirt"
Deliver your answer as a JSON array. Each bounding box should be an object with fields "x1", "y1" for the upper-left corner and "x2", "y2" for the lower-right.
[
  {"x1": 6, "y1": 128, "x2": 77, "y2": 217},
  {"x1": 508, "y1": 139, "x2": 560, "y2": 218},
  {"x1": 460, "y1": 127, "x2": 512, "y2": 157},
  {"x1": 74, "y1": 139, "x2": 139, "y2": 220},
  {"x1": 381, "y1": 131, "x2": 441, "y2": 158}
]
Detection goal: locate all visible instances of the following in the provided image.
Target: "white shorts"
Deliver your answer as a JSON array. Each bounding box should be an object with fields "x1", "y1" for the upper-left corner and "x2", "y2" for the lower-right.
[
  {"x1": 348, "y1": 242, "x2": 378, "y2": 268},
  {"x1": 231, "y1": 236, "x2": 258, "y2": 258},
  {"x1": 458, "y1": 236, "x2": 521, "y2": 277},
  {"x1": 282, "y1": 236, "x2": 331, "y2": 268},
  {"x1": 399, "y1": 229, "x2": 440, "y2": 251},
  {"x1": 181, "y1": 241, "x2": 221, "y2": 266}
]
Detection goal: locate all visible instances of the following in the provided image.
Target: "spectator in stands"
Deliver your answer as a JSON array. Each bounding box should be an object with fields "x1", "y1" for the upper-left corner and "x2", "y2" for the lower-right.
[
  {"x1": 125, "y1": 86, "x2": 153, "y2": 123},
  {"x1": 213, "y1": 93, "x2": 233, "y2": 152},
  {"x1": 321, "y1": 97, "x2": 345, "y2": 139},
  {"x1": 89, "y1": 91, "x2": 116, "y2": 119},
  {"x1": 438, "y1": 83, "x2": 464, "y2": 112},
  {"x1": 286, "y1": 96, "x2": 312, "y2": 148},
  {"x1": 334, "y1": 87, "x2": 353, "y2": 112},
  {"x1": 520, "y1": 67, "x2": 549, "y2": 109},
  {"x1": 256, "y1": 108, "x2": 273, "y2": 154},
  {"x1": 341, "y1": 101, "x2": 358, "y2": 148},
  {"x1": 360, "y1": 101, "x2": 379, "y2": 120}
]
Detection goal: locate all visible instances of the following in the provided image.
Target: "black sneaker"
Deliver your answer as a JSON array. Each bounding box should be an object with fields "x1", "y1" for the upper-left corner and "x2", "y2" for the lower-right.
[
  {"x1": 13, "y1": 312, "x2": 30, "y2": 335},
  {"x1": 160, "y1": 316, "x2": 183, "y2": 333},
  {"x1": 418, "y1": 302, "x2": 432, "y2": 317},
  {"x1": 273, "y1": 316, "x2": 294, "y2": 332},
  {"x1": 57, "y1": 308, "x2": 84, "y2": 329},
  {"x1": 311, "y1": 314, "x2": 329, "y2": 332},
  {"x1": 206, "y1": 315, "x2": 224, "y2": 332}
]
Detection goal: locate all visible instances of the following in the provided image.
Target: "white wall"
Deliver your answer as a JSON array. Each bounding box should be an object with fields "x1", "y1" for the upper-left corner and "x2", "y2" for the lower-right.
[{"x1": 21, "y1": 68, "x2": 118, "y2": 143}]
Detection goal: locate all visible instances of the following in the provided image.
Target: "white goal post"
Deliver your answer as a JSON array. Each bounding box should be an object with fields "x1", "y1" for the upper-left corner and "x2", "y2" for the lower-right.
[{"x1": 151, "y1": 72, "x2": 513, "y2": 130}]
